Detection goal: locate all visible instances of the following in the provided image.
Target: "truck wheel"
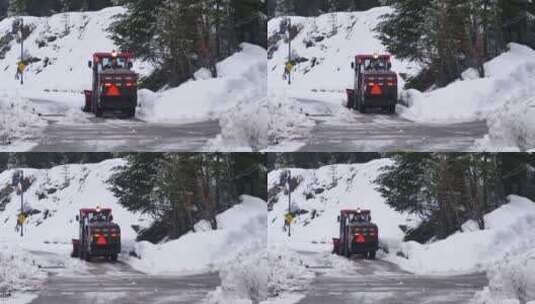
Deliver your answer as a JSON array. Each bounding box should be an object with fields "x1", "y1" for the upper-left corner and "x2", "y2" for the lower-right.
[
  {"x1": 110, "y1": 254, "x2": 118, "y2": 262},
  {"x1": 128, "y1": 107, "x2": 136, "y2": 118},
  {"x1": 369, "y1": 251, "x2": 376, "y2": 260},
  {"x1": 95, "y1": 107, "x2": 103, "y2": 118},
  {"x1": 359, "y1": 103, "x2": 367, "y2": 114}
]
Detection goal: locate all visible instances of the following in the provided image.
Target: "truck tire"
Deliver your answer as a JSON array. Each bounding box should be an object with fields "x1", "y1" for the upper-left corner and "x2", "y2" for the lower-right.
[
  {"x1": 368, "y1": 251, "x2": 376, "y2": 260},
  {"x1": 127, "y1": 107, "x2": 136, "y2": 118},
  {"x1": 110, "y1": 254, "x2": 118, "y2": 262},
  {"x1": 95, "y1": 106, "x2": 103, "y2": 118}
]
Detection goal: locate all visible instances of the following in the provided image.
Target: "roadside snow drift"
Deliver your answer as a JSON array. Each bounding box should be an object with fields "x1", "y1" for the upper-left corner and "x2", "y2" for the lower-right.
[
  {"x1": 390, "y1": 195, "x2": 535, "y2": 275},
  {"x1": 137, "y1": 43, "x2": 267, "y2": 124},
  {"x1": 129, "y1": 195, "x2": 267, "y2": 275}
]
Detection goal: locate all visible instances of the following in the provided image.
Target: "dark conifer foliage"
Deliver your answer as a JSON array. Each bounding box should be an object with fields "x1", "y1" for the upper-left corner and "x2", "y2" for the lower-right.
[
  {"x1": 376, "y1": 0, "x2": 535, "y2": 89},
  {"x1": 108, "y1": 153, "x2": 266, "y2": 242},
  {"x1": 375, "y1": 153, "x2": 535, "y2": 242}
]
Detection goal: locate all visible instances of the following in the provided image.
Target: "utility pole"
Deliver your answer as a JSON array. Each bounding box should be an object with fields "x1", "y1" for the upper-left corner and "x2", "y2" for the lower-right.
[
  {"x1": 20, "y1": 18, "x2": 24, "y2": 85},
  {"x1": 288, "y1": 170, "x2": 291, "y2": 237},
  {"x1": 288, "y1": 18, "x2": 292, "y2": 85},
  {"x1": 20, "y1": 170, "x2": 24, "y2": 237}
]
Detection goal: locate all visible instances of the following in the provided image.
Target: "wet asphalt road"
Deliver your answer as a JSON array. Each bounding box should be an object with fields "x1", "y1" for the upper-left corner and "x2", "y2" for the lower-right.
[
  {"x1": 24, "y1": 98, "x2": 220, "y2": 152},
  {"x1": 295, "y1": 98, "x2": 489, "y2": 152},
  {"x1": 298, "y1": 255, "x2": 487, "y2": 304},
  {"x1": 31, "y1": 117, "x2": 220, "y2": 152},
  {"x1": 29, "y1": 257, "x2": 220, "y2": 304}
]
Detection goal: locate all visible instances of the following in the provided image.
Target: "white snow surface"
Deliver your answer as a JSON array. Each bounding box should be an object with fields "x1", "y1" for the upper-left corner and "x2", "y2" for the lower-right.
[
  {"x1": 389, "y1": 195, "x2": 535, "y2": 275},
  {"x1": 472, "y1": 247, "x2": 535, "y2": 304},
  {"x1": 138, "y1": 43, "x2": 267, "y2": 124},
  {"x1": 129, "y1": 195, "x2": 267, "y2": 275}
]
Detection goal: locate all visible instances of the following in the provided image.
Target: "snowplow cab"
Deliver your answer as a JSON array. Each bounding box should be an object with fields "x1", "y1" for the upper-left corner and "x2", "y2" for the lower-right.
[
  {"x1": 71, "y1": 206, "x2": 121, "y2": 262},
  {"x1": 333, "y1": 208, "x2": 379, "y2": 259},
  {"x1": 346, "y1": 54, "x2": 398, "y2": 114},
  {"x1": 83, "y1": 51, "x2": 138, "y2": 118}
]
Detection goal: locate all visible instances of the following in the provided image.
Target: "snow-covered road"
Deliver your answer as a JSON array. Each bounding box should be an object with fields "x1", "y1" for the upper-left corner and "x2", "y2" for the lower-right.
[
  {"x1": 298, "y1": 253, "x2": 487, "y2": 304},
  {"x1": 28, "y1": 252, "x2": 220, "y2": 304},
  {"x1": 24, "y1": 97, "x2": 220, "y2": 152},
  {"x1": 294, "y1": 98, "x2": 488, "y2": 152}
]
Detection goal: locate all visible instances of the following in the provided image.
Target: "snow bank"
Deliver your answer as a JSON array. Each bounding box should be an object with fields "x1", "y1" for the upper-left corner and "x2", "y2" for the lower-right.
[
  {"x1": 208, "y1": 91, "x2": 314, "y2": 151},
  {"x1": 401, "y1": 44, "x2": 535, "y2": 122},
  {"x1": 0, "y1": 90, "x2": 46, "y2": 150},
  {"x1": 129, "y1": 195, "x2": 267, "y2": 275},
  {"x1": 475, "y1": 95, "x2": 535, "y2": 151},
  {"x1": 268, "y1": 159, "x2": 415, "y2": 253},
  {"x1": 137, "y1": 43, "x2": 266, "y2": 123},
  {"x1": 390, "y1": 195, "x2": 535, "y2": 275},
  {"x1": 0, "y1": 242, "x2": 44, "y2": 293},
  {"x1": 472, "y1": 248, "x2": 535, "y2": 304}
]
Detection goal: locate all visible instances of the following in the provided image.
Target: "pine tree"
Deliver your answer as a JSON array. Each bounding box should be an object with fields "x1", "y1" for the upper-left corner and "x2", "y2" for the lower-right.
[{"x1": 7, "y1": 0, "x2": 26, "y2": 16}]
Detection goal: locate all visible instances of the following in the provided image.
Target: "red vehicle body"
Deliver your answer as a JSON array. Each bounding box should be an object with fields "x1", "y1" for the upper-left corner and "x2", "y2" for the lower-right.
[
  {"x1": 71, "y1": 207, "x2": 121, "y2": 261},
  {"x1": 83, "y1": 51, "x2": 138, "y2": 117},
  {"x1": 346, "y1": 54, "x2": 398, "y2": 114},
  {"x1": 333, "y1": 209, "x2": 379, "y2": 259}
]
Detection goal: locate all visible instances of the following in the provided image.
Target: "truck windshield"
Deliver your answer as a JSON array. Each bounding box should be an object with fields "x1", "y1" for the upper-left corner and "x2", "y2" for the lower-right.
[
  {"x1": 101, "y1": 57, "x2": 127, "y2": 69},
  {"x1": 363, "y1": 58, "x2": 388, "y2": 71}
]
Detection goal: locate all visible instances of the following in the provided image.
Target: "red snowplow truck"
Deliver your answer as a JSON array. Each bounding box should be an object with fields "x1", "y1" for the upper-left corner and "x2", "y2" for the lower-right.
[
  {"x1": 71, "y1": 207, "x2": 121, "y2": 261},
  {"x1": 346, "y1": 54, "x2": 398, "y2": 114},
  {"x1": 83, "y1": 51, "x2": 138, "y2": 117},
  {"x1": 333, "y1": 209, "x2": 378, "y2": 259}
]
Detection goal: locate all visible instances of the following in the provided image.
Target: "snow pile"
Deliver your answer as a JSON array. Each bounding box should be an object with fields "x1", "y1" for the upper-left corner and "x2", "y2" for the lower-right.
[
  {"x1": 0, "y1": 90, "x2": 46, "y2": 151},
  {"x1": 401, "y1": 44, "x2": 535, "y2": 122},
  {"x1": 268, "y1": 7, "x2": 418, "y2": 95},
  {"x1": 206, "y1": 244, "x2": 314, "y2": 304},
  {"x1": 268, "y1": 159, "x2": 415, "y2": 253},
  {"x1": 472, "y1": 249, "x2": 535, "y2": 304},
  {"x1": 0, "y1": 242, "x2": 44, "y2": 293},
  {"x1": 476, "y1": 95, "x2": 535, "y2": 151},
  {"x1": 0, "y1": 159, "x2": 149, "y2": 244},
  {"x1": 137, "y1": 43, "x2": 266, "y2": 123},
  {"x1": 390, "y1": 195, "x2": 535, "y2": 275},
  {"x1": 129, "y1": 195, "x2": 266, "y2": 275},
  {"x1": 209, "y1": 91, "x2": 314, "y2": 151}
]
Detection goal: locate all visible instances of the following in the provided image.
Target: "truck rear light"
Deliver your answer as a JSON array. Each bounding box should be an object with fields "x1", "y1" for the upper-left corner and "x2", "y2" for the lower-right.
[
  {"x1": 125, "y1": 82, "x2": 134, "y2": 87},
  {"x1": 354, "y1": 234, "x2": 366, "y2": 243}
]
